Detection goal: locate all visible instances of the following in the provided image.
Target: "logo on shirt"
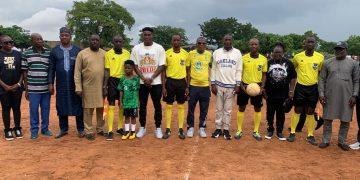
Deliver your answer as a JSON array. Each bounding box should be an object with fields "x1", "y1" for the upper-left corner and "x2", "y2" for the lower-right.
[
  {"x1": 180, "y1": 59, "x2": 185, "y2": 66},
  {"x1": 4, "y1": 57, "x2": 15, "y2": 69},
  {"x1": 313, "y1": 63, "x2": 318, "y2": 70},
  {"x1": 257, "y1": 65, "x2": 263, "y2": 71},
  {"x1": 140, "y1": 53, "x2": 156, "y2": 66},
  {"x1": 268, "y1": 63, "x2": 288, "y2": 83},
  {"x1": 195, "y1": 61, "x2": 203, "y2": 71}
]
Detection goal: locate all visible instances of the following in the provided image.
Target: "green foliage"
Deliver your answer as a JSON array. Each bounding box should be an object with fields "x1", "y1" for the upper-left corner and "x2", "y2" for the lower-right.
[
  {"x1": 0, "y1": 25, "x2": 31, "y2": 48},
  {"x1": 66, "y1": 0, "x2": 135, "y2": 48},
  {"x1": 347, "y1": 35, "x2": 360, "y2": 56}
]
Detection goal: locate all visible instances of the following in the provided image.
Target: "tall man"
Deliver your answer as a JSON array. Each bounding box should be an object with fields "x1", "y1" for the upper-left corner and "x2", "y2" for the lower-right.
[
  {"x1": 287, "y1": 36, "x2": 324, "y2": 145},
  {"x1": 211, "y1": 34, "x2": 242, "y2": 140},
  {"x1": 318, "y1": 42, "x2": 359, "y2": 151},
  {"x1": 186, "y1": 37, "x2": 212, "y2": 138},
  {"x1": 22, "y1": 33, "x2": 52, "y2": 139},
  {"x1": 49, "y1": 27, "x2": 84, "y2": 139},
  {"x1": 162, "y1": 34, "x2": 188, "y2": 139},
  {"x1": 103, "y1": 35, "x2": 130, "y2": 141},
  {"x1": 132, "y1": 27, "x2": 165, "y2": 139},
  {"x1": 236, "y1": 38, "x2": 267, "y2": 141},
  {"x1": 74, "y1": 34, "x2": 106, "y2": 141}
]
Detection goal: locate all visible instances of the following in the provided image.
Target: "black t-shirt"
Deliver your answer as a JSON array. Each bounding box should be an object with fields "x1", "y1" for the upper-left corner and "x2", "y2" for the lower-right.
[
  {"x1": 0, "y1": 50, "x2": 23, "y2": 94},
  {"x1": 265, "y1": 58, "x2": 296, "y2": 99}
]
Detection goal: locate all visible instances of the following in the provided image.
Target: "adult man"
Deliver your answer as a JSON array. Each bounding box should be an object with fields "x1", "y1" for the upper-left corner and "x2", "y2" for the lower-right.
[
  {"x1": 74, "y1": 34, "x2": 106, "y2": 141},
  {"x1": 163, "y1": 34, "x2": 188, "y2": 139},
  {"x1": 22, "y1": 33, "x2": 52, "y2": 139},
  {"x1": 210, "y1": 34, "x2": 242, "y2": 140},
  {"x1": 287, "y1": 36, "x2": 324, "y2": 145},
  {"x1": 318, "y1": 42, "x2": 359, "y2": 151},
  {"x1": 235, "y1": 38, "x2": 267, "y2": 141},
  {"x1": 0, "y1": 35, "x2": 24, "y2": 140},
  {"x1": 104, "y1": 35, "x2": 130, "y2": 140},
  {"x1": 186, "y1": 37, "x2": 212, "y2": 138},
  {"x1": 49, "y1": 27, "x2": 84, "y2": 139},
  {"x1": 131, "y1": 27, "x2": 165, "y2": 139}
]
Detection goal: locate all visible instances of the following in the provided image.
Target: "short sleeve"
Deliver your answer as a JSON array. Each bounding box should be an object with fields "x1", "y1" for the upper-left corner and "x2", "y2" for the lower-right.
[
  {"x1": 131, "y1": 47, "x2": 138, "y2": 65},
  {"x1": 262, "y1": 57, "x2": 268, "y2": 72},
  {"x1": 158, "y1": 46, "x2": 166, "y2": 66}
]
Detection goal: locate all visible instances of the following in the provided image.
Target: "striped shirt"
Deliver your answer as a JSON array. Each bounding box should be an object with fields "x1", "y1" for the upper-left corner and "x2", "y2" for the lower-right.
[{"x1": 22, "y1": 47, "x2": 50, "y2": 93}]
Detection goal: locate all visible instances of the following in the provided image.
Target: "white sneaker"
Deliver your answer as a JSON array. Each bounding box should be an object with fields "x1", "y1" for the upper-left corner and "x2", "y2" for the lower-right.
[
  {"x1": 155, "y1": 128, "x2": 163, "y2": 139},
  {"x1": 349, "y1": 142, "x2": 360, "y2": 150},
  {"x1": 136, "y1": 127, "x2": 146, "y2": 138},
  {"x1": 199, "y1": 127, "x2": 207, "y2": 138},
  {"x1": 187, "y1": 127, "x2": 194, "y2": 138}
]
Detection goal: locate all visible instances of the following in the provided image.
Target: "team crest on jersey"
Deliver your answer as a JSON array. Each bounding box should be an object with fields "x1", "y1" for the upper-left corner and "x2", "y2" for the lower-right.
[
  {"x1": 180, "y1": 59, "x2": 185, "y2": 66},
  {"x1": 257, "y1": 65, "x2": 262, "y2": 71},
  {"x1": 313, "y1": 63, "x2": 318, "y2": 70},
  {"x1": 195, "y1": 61, "x2": 202, "y2": 71}
]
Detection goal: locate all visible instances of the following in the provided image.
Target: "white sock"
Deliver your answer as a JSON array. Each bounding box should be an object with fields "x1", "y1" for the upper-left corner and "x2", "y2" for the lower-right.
[
  {"x1": 131, "y1": 124, "x2": 136, "y2": 132},
  {"x1": 125, "y1": 124, "x2": 130, "y2": 131}
]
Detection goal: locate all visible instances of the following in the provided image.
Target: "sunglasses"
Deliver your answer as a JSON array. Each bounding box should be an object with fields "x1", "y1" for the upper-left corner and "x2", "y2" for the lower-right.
[
  {"x1": 197, "y1": 42, "x2": 206, "y2": 45},
  {"x1": 3, "y1": 41, "x2": 14, "y2": 45}
]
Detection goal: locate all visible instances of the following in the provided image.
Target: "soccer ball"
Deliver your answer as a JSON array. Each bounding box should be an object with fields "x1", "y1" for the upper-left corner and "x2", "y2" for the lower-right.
[{"x1": 246, "y1": 83, "x2": 261, "y2": 97}]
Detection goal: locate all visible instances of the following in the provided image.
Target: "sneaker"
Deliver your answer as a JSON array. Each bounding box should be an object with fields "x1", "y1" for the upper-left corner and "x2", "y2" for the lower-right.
[
  {"x1": 155, "y1": 128, "x2": 163, "y2": 139},
  {"x1": 276, "y1": 133, "x2": 286, "y2": 141},
  {"x1": 234, "y1": 130, "x2": 242, "y2": 140},
  {"x1": 338, "y1": 143, "x2": 350, "y2": 151},
  {"x1": 211, "y1": 129, "x2": 222, "y2": 138},
  {"x1": 55, "y1": 131, "x2": 68, "y2": 139},
  {"x1": 41, "y1": 130, "x2": 53, "y2": 137},
  {"x1": 319, "y1": 142, "x2": 330, "y2": 149},
  {"x1": 163, "y1": 128, "x2": 171, "y2": 139},
  {"x1": 106, "y1": 132, "x2": 114, "y2": 141},
  {"x1": 78, "y1": 131, "x2": 86, "y2": 138},
  {"x1": 178, "y1": 128, "x2": 185, "y2": 139},
  {"x1": 306, "y1": 136, "x2": 318, "y2": 146},
  {"x1": 287, "y1": 133, "x2": 296, "y2": 142},
  {"x1": 252, "y1": 132, "x2": 262, "y2": 141},
  {"x1": 199, "y1": 127, "x2": 207, "y2": 138},
  {"x1": 14, "y1": 129, "x2": 23, "y2": 139},
  {"x1": 288, "y1": 127, "x2": 302, "y2": 133},
  {"x1": 30, "y1": 133, "x2": 38, "y2": 140},
  {"x1": 187, "y1": 127, "x2": 194, "y2": 138},
  {"x1": 265, "y1": 131, "x2": 273, "y2": 140},
  {"x1": 116, "y1": 128, "x2": 125, "y2": 135},
  {"x1": 122, "y1": 131, "x2": 130, "y2": 140},
  {"x1": 136, "y1": 127, "x2": 146, "y2": 138},
  {"x1": 223, "y1": 130, "x2": 231, "y2": 140},
  {"x1": 4, "y1": 130, "x2": 14, "y2": 141},
  {"x1": 349, "y1": 142, "x2": 360, "y2": 150},
  {"x1": 85, "y1": 134, "x2": 95, "y2": 141},
  {"x1": 129, "y1": 131, "x2": 136, "y2": 140}
]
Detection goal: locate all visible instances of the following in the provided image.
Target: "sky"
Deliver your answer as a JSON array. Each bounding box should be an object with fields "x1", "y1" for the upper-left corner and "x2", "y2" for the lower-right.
[{"x1": 0, "y1": 0, "x2": 359, "y2": 44}]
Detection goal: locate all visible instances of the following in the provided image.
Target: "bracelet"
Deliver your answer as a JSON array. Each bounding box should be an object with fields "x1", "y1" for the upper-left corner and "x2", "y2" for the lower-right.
[{"x1": 17, "y1": 83, "x2": 21, "y2": 87}]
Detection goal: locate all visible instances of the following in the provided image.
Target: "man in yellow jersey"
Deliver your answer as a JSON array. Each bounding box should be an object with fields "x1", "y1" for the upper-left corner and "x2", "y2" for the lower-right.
[
  {"x1": 186, "y1": 37, "x2": 212, "y2": 138},
  {"x1": 287, "y1": 36, "x2": 324, "y2": 145},
  {"x1": 235, "y1": 38, "x2": 267, "y2": 141},
  {"x1": 162, "y1": 34, "x2": 189, "y2": 139},
  {"x1": 103, "y1": 35, "x2": 130, "y2": 141}
]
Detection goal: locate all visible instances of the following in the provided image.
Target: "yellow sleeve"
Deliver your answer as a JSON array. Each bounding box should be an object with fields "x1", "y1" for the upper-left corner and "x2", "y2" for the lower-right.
[
  {"x1": 262, "y1": 57, "x2": 268, "y2": 72},
  {"x1": 105, "y1": 53, "x2": 110, "y2": 69},
  {"x1": 186, "y1": 52, "x2": 191, "y2": 67}
]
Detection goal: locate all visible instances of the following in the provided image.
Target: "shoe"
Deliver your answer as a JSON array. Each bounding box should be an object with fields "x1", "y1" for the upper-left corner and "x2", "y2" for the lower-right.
[
  {"x1": 97, "y1": 131, "x2": 106, "y2": 136},
  {"x1": 349, "y1": 142, "x2": 360, "y2": 150},
  {"x1": 252, "y1": 132, "x2": 262, "y2": 141},
  {"x1": 55, "y1": 131, "x2": 68, "y2": 139},
  {"x1": 85, "y1": 134, "x2": 95, "y2": 141},
  {"x1": 315, "y1": 117, "x2": 324, "y2": 130},
  {"x1": 276, "y1": 133, "x2": 286, "y2": 141},
  {"x1": 338, "y1": 143, "x2": 350, "y2": 151},
  {"x1": 187, "y1": 127, "x2": 194, "y2": 138},
  {"x1": 287, "y1": 133, "x2": 295, "y2": 142},
  {"x1": 13, "y1": 128, "x2": 23, "y2": 139},
  {"x1": 4, "y1": 130, "x2": 14, "y2": 141},
  {"x1": 211, "y1": 129, "x2": 222, "y2": 138},
  {"x1": 223, "y1": 130, "x2": 231, "y2": 140},
  {"x1": 199, "y1": 127, "x2": 207, "y2": 138},
  {"x1": 129, "y1": 132, "x2": 136, "y2": 140},
  {"x1": 319, "y1": 142, "x2": 330, "y2": 149},
  {"x1": 30, "y1": 133, "x2": 38, "y2": 140},
  {"x1": 78, "y1": 131, "x2": 86, "y2": 138},
  {"x1": 234, "y1": 130, "x2": 242, "y2": 140},
  {"x1": 178, "y1": 128, "x2": 185, "y2": 139},
  {"x1": 116, "y1": 128, "x2": 125, "y2": 135},
  {"x1": 288, "y1": 127, "x2": 302, "y2": 133},
  {"x1": 265, "y1": 131, "x2": 273, "y2": 140},
  {"x1": 136, "y1": 127, "x2": 146, "y2": 138},
  {"x1": 106, "y1": 132, "x2": 114, "y2": 141},
  {"x1": 122, "y1": 131, "x2": 130, "y2": 140},
  {"x1": 306, "y1": 136, "x2": 318, "y2": 146},
  {"x1": 155, "y1": 128, "x2": 163, "y2": 139},
  {"x1": 41, "y1": 130, "x2": 53, "y2": 137},
  {"x1": 163, "y1": 128, "x2": 171, "y2": 139}
]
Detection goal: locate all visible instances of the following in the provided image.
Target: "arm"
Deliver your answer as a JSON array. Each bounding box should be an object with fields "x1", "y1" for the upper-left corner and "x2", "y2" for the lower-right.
[
  {"x1": 318, "y1": 61, "x2": 327, "y2": 105},
  {"x1": 74, "y1": 52, "x2": 83, "y2": 96},
  {"x1": 150, "y1": 65, "x2": 165, "y2": 81},
  {"x1": 119, "y1": 90, "x2": 123, "y2": 108},
  {"x1": 210, "y1": 52, "x2": 218, "y2": 95},
  {"x1": 103, "y1": 68, "x2": 110, "y2": 97},
  {"x1": 48, "y1": 50, "x2": 56, "y2": 95},
  {"x1": 234, "y1": 54, "x2": 242, "y2": 93},
  {"x1": 350, "y1": 61, "x2": 360, "y2": 107}
]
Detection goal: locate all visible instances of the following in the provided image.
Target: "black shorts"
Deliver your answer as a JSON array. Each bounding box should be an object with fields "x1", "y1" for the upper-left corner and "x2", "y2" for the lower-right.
[
  {"x1": 107, "y1": 77, "x2": 120, "y2": 103},
  {"x1": 293, "y1": 84, "x2": 319, "y2": 109},
  {"x1": 124, "y1": 108, "x2": 138, "y2": 118},
  {"x1": 237, "y1": 87, "x2": 263, "y2": 108},
  {"x1": 163, "y1": 78, "x2": 187, "y2": 104}
]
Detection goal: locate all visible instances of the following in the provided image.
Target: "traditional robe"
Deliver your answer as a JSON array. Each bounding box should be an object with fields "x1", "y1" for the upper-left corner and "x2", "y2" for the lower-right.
[
  {"x1": 49, "y1": 45, "x2": 83, "y2": 116},
  {"x1": 74, "y1": 48, "x2": 105, "y2": 108},
  {"x1": 318, "y1": 57, "x2": 360, "y2": 122}
]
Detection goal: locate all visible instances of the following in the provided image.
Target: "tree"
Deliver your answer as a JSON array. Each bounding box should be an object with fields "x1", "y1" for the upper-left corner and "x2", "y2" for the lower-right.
[
  {"x1": 66, "y1": 0, "x2": 135, "y2": 48},
  {"x1": 347, "y1": 35, "x2": 360, "y2": 56},
  {"x1": 0, "y1": 25, "x2": 31, "y2": 48}
]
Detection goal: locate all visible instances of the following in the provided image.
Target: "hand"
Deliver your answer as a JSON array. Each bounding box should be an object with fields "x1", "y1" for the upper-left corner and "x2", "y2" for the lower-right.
[
  {"x1": 288, "y1": 91, "x2": 294, "y2": 99},
  {"x1": 75, "y1": 91, "x2": 82, "y2": 97},
  {"x1": 240, "y1": 83, "x2": 247, "y2": 92},
  {"x1": 49, "y1": 84, "x2": 55, "y2": 95},
  {"x1": 3, "y1": 84, "x2": 12, "y2": 92},
  {"x1": 185, "y1": 87, "x2": 189, "y2": 97},
  {"x1": 211, "y1": 84, "x2": 218, "y2": 95},
  {"x1": 103, "y1": 86, "x2": 108, "y2": 98},
  {"x1": 262, "y1": 90, "x2": 267, "y2": 99},
  {"x1": 319, "y1": 96, "x2": 326, "y2": 106},
  {"x1": 10, "y1": 84, "x2": 19, "y2": 92},
  {"x1": 162, "y1": 87, "x2": 167, "y2": 97},
  {"x1": 144, "y1": 78, "x2": 152, "y2": 86},
  {"x1": 260, "y1": 87, "x2": 265, "y2": 96},
  {"x1": 25, "y1": 91, "x2": 29, "y2": 101},
  {"x1": 234, "y1": 86, "x2": 240, "y2": 94},
  {"x1": 349, "y1": 96, "x2": 357, "y2": 108}
]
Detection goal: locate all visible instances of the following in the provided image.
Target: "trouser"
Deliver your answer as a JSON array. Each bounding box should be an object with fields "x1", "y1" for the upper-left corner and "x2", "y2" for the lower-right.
[
  {"x1": 59, "y1": 115, "x2": 84, "y2": 133},
  {"x1": 83, "y1": 108, "x2": 104, "y2": 134},
  {"x1": 322, "y1": 119, "x2": 350, "y2": 144},
  {"x1": 139, "y1": 84, "x2": 162, "y2": 128},
  {"x1": 0, "y1": 91, "x2": 22, "y2": 131},
  {"x1": 29, "y1": 92, "x2": 51, "y2": 134},
  {"x1": 297, "y1": 113, "x2": 307, "y2": 131},
  {"x1": 356, "y1": 97, "x2": 360, "y2": 142},
  {"x1": 266, "y1": 98, "x2": 286, "y2": 133},
  {"x1": 215, "y1": 86, "x2": 234, "y2": 130},
  {"x1": 187, "y1": 86, "x2": 210, "y2": 128}
]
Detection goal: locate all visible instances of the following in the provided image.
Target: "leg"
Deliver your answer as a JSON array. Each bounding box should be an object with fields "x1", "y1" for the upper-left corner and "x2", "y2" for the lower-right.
[
  {"x1": 338, "y1": 121, "x2": 350, "y2": 145},
  {"x1": 252, "y1": 95, "x2": 263, "y2": 134},
  {"x1": 322, "y1": 119, "x2": 332, "y2": 144},
  {"x1": 150, "y1": 85, "x2": 163, "y2": 128},
  {"x1": 198, "y1": 87, "x2": 210, "y2": 128},
  {"x1": 266, "y1": 100, "x2": 276, "y2": 133},
  {"x1": 75, "y1": 114, "x2": 85, "y2": 133},
  {"x1": 0, "y1": 93, "x2": 11, "y2": 131},
  {"x1": 96, "y1": 108, "x2": 104, "y2": 133},
  {"x1": 223, "y1": 88, "x2": 234, "y2": 130},
  {"x1": 40, "y1": 93, "x2": 51, "y2": 133},
  {"x1": 236, "y1": 88, "x2": 249, "y2": 133},
  {"x1": 83, "y1": 108, "x2": 94, "y2": 135},
  {"x1": 28, "y1": 93, "x2": 41, "y2": 134},
  {"x1": 214, "y1": 86, "x2": 224, "y2": 130},
  {"x1": 186, "y1": 86, "x2": 199, "y2": 128},
  {"x1": 297, "y1": 112, "x2": 307, "y2": 131},
  {"x1": 58, "y1": 115, "x2": 69, "y2": 132},
  {"x1": 175, "y1": 79, "x2": 187, "y2": 129},
  {"x1": 275, "y1": 100, "x2": 286, "y2": 134},
  {"x1": 139, "y1": 85, "x2": 150, "y2": 127},
  {"x1": 11, "y1": 91, "x2": 22, "y2": 130}
]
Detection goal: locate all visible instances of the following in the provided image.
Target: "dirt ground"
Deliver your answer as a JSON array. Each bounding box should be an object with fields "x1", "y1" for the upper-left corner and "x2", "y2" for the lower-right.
[{"x1": 0, "y1": 95, "x2": 359, "y2": 179}]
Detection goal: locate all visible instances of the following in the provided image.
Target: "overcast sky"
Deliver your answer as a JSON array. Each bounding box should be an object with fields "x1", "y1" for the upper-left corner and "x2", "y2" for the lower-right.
[{"x1": 1, "y1": 0, "x2": 359, "y2": 44}]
